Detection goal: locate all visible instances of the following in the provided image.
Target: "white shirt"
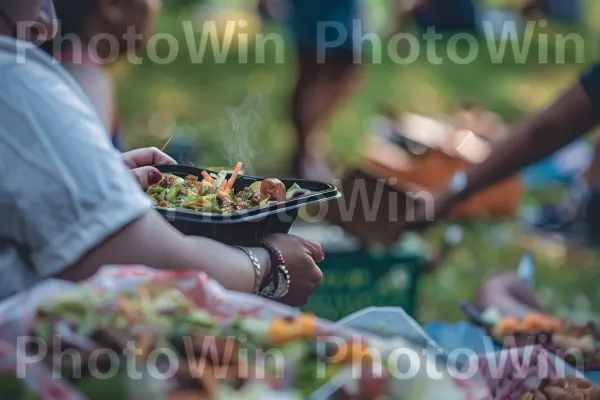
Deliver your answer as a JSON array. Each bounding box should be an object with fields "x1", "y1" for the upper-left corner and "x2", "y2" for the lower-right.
[{"x1": 0, "y1": 36, "x2": 151, "y2": 300}]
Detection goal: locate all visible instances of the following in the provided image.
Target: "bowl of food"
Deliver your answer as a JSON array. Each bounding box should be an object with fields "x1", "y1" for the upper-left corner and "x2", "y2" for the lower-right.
[
  {"x1": 491, "y1": 314, "x2": 600, "y2": 370},
  {"x1": 520, "y1": 377, "x2": 600, "y2": 400},
  {"x1": 460, "y1": 302, "x2": 600, "y2": 370},
  {"x1": 148, "y1": 163, "x2": 341, "y2": 245}
]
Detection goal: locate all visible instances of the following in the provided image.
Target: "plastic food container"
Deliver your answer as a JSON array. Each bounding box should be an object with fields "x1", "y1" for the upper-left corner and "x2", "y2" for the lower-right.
[{"x1": 153, "y1": 165, "x2": 341, "y2": 246}]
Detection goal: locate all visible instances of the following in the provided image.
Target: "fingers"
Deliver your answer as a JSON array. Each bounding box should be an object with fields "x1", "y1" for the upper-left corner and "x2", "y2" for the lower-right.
[
  {"x1": 274, "y1": 234, "x2": 325, "y2": 262},
  {"x1": 305, "y1": 240, "x2": 325, "y2": 262},
  {"x1": 132, "y1": 166, "x2": 163, "y2": 190},
  {"x1": 123, "y1": 147, "x2": 177, "y2": 169},
  {"x1": 310, "y1": 264, "x2": 324, "y2": 287}
]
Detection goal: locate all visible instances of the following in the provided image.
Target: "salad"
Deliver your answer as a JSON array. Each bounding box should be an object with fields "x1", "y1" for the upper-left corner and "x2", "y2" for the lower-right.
[
  {"x1": 29, "y1": 284, "x2": 387, "y2": 400},
  {"x1": 147, "y1": 163, "x2": 311, "y2": 215}
]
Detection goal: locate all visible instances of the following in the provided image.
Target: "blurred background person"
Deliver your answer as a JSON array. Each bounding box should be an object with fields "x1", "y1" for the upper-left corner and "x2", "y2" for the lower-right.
[
  {"x1": 287, "y1": 0, "x2": 363, "y2": 180},
  {"x1": 405, "y1": 63, "x2": 600, "y2": 247},
  {"x1": 42, "y1": 0, "x2": 161, "y2": 151},
  {"x1": 413, "y1": 0, "x2": 477, "y2": 32}
]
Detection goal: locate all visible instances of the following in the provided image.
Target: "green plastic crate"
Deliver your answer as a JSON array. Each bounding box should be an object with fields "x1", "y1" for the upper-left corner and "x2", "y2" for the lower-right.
[{"x1": 301, "y1": 250, "x2": 425, "y2": 321}]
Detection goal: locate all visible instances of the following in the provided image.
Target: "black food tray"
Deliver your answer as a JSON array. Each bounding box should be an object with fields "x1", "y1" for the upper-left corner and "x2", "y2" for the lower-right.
[{"x1": 153, "y1": 165, "x2": 341, "y2": 246}]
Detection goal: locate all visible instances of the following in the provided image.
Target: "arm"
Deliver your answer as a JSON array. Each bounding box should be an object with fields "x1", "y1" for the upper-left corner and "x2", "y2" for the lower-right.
[
  {"x1": 57, "y1": 211, "x2": 269, "y2": 294},
  {"x1": 406, "y1": 68, "x2": 600, "y2": 229},
  {"x1": 473, "y1": 274, "x2": 549, "y2": 319},
  {"x1": 457, "y1": 84, "x2": 598, "y2": 199}
]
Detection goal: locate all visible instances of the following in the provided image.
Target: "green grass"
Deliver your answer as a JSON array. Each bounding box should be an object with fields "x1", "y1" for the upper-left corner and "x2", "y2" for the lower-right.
[{"x1": 114, "y1": 2, "x2": 600, "y2": 323}]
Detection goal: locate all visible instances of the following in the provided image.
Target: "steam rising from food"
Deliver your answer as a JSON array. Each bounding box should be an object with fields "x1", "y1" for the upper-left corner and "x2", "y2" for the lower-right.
[{"x1": 219, "y1": 94, "x2": 264, "y2": 175}]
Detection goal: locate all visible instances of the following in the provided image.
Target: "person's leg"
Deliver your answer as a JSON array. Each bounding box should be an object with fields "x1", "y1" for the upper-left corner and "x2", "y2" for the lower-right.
[
  {"x1": 290, "y1": 48, "x2": 361, "y2": 179},
  {"x1": 287, "y1": 0, "x2": 363, "y2": 179},
  {"x1": 521, "y1": 0, "x2": 545, "y2": 19},
  {"x1": 414, "y1": 0, "x2": 477, "y2": 32},
  {"x1": 473, "y1": 273, "x2": 548, "y2": 319}
]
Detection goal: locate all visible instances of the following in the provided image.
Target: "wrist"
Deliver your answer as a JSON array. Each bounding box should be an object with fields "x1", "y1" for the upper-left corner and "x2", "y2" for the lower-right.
[{"x1": 251, "y1": 247, "x2": 271, "y2": 283}]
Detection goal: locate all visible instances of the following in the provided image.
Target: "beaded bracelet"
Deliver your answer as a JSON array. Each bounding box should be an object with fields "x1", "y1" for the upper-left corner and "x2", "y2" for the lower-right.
[{"x1": 260, "y1": 240, "x2": 290, "y2": 299}]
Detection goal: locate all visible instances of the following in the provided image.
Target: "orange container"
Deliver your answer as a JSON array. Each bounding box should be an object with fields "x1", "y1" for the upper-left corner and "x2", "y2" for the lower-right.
[{"x1": 362, "y1": 137, "x2": 523, "y2": 220}]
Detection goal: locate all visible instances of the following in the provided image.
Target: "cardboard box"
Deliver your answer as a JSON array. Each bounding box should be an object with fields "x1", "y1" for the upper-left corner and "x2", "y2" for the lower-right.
[
  {"x1": 326, "y1": 169, "x2": 417, "y2": 247},
  {"x1": 363, "y1": 137, "x2": 523, "y2": 220}
]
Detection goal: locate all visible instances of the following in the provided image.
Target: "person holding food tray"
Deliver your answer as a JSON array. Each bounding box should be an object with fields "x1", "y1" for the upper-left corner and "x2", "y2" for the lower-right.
[{"x1": 0, "y1": 0, "x2": 324, "y2": 306}]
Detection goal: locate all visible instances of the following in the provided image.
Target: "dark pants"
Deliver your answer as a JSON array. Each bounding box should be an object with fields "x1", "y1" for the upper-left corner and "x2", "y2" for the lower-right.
[{"x1": 414, "y1": 0, "x2": 477, "y2": 32}]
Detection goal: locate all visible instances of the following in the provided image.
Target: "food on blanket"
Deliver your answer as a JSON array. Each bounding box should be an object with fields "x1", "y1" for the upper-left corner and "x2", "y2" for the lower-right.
[
  {"x1": 496, "y1": 317, "x2": 521, "y2": 337},
  {"x1": 147, "y1": 163, "x2": 311, "y2": 215},
  {"x1": 491, "y1": 314, "x2": 600, "y2": 369},
  {"x1": 268, "y1": 314, "x2": 317, "y2": 345},
  {"x1": 494, "y1": 314, "x2": 562, "y2": 337},
  {"x1": 30, "y1": 284, "x2": 388, "y2": 400},
  {"x1": 520, "y1": 377, "x2": 600, "y2": 400}
]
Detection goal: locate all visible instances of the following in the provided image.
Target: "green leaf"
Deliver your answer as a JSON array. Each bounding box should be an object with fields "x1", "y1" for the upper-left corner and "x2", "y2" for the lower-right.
[
  {"x1": 199, "y1": 202, "x2": 221, "y2": 213},
  {"x1": 165, "y1": 185, "x2": 182, "y2": 202},
  {"x1": 181, "y1": 195, "x2": 201, "y2": 207},
  {"x1": 146, "y1": 187, "x2": 165, "y2": 195},
  {"x1": 287, "y1": 183, "x2": 301, "y2": 193},
  {"x1": 248, "y1": 181, "x2": 262, "y2": 192}
]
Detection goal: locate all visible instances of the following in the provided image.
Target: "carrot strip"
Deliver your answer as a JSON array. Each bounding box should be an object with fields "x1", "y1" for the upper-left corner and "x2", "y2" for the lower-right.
[
  {"x1": 137, "y1": 333, "x2": 152, "y2": 363},
  {"x1": 217, "y1": 190, "x2": 230, "y2": 202},
  {"x1": 226, "y1": 162, "x2": 243, "y2": 191},
  {"x1": 117, "y1": 297, "x2": 138, "y2": 322},
  {"x1": 218, "y1": 178, "x2": 227, "y2": 191},
  {"x1": 201, "y1": 171, "x2": 215, "y2": 184},
  {"x1": 196, "y1": 363, "x2": 219, "y2": 397},
  {"x1": 138, "y1": 286, "x2": 151, "y2": 309}
]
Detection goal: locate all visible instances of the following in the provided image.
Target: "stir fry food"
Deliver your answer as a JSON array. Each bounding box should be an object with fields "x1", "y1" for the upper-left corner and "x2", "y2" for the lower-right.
[
  {"x1": 520, "y1": 378, "x2": 600, "y2": 400},
  {"x1": 147, "y1": 163, "x2": 311, "y2": 215},
  {"x1": 30, "y1": 284, "x2": 388, "y2": 400},
  {"x1": 491, "y1": 313, "x2": 600, "y2": 369}
]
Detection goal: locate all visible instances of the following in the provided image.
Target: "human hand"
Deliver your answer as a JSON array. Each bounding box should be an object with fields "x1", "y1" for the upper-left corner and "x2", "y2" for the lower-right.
[
  {"x1": 403, "y1": 189, "x2": 457, "y2": 232},
  {"x1": 122, "y1": 147, "x2": 177, "y2": 189},
  {"x1": 265, "y1": 234, "x2": 324, "y2": 307}
]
